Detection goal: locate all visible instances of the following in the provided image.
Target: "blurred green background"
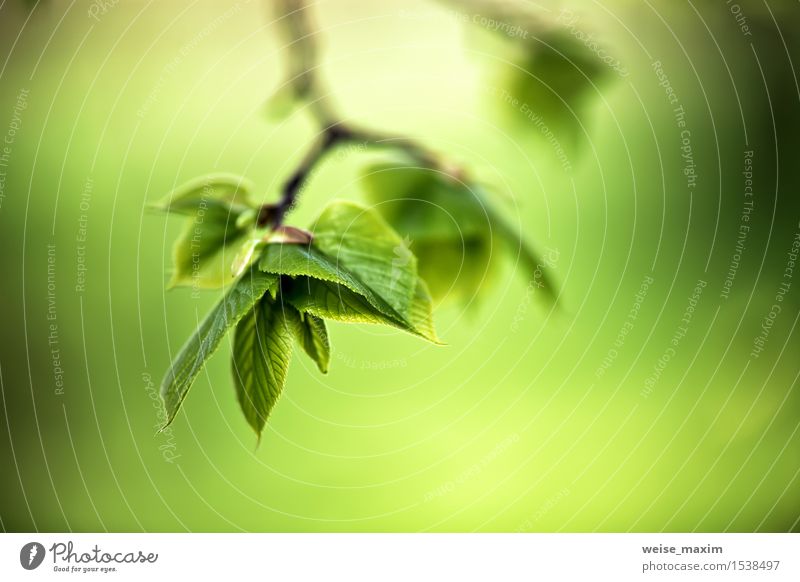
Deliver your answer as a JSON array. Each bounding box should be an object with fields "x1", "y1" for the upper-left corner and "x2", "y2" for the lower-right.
[{"x1": 1, "y1": 0, "x2": 798, "y2": 532}]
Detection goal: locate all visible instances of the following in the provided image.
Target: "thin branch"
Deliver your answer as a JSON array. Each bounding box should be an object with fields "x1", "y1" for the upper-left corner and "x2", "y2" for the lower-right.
[
  {"x1": 266, "y1": 0, "x2": 450, "y2": 228},
  {"x1": 346, "y1": 126, "x2": 441, "y2": 168},
  {"x1": 258, "y1": 123, "x2": 353, "y2": 228}
]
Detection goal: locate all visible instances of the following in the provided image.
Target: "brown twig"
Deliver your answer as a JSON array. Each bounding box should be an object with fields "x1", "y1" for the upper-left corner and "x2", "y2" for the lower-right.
[{"x1": 265, "y1": 0, "x2": 446, "y2": 228}]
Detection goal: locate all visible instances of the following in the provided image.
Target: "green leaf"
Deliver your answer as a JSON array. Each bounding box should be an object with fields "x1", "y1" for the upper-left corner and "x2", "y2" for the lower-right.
[
  {"x1": 498, "y1": 30, "x2": 609, "y2": 148},
  {"x1": 257, "y1": 201, "x2": 440, "y2": 342},
  {"x1": 259, "y1": 242, "x2": 406, "y2": 326},
  {"x1": 231, "y1": 295, "x2": 294, "y2": 438},
  {"x1": 411, "y1": 237, "x2": 494, "y2": 302},
  {"x1": 362, "y1": 161, "x2": 555, "y2": 304},
  {"x1": 441, "y1": 2, "x2": 610, "y2": 148},
  {"x1": 361, "y1": 162, "x2": 489, "y2": 240},
  {"x1": 282, "y1": 276, "x2": 440, "y2": 343},
  {"x1": 231, "y1": 238, "x2": 267, "y2": 280},
  {"x1": 149, "y1": 181, "x2": 259, "y2": 289},
  {"x1": 486, "y1": 196, "x2": 557, "y2": 303},
  {"x1": 408, "y1": 279, "x2": 440, "y2": 343},
  {"x1": 265, "y1": 84, "x2": 300, "y2": 120},
  {"x1": 285, "y1": 306, "x2": 330, "y2": 373},
  {"x1": 312, "y1": 201, "x2": 417, "y2": 318},
  {"x1": 151, "y1": 174, "x2": 255, "y2": 216},
  {"x1": 169, "y1": 205, "x2": 252, "y2": 289},
  {"x1": 361, "y1": 162, "x2": 495, "y2": 302},
  {"x1": 260, "y1": 243, "x2": 374, "y2": 298},
  {"x1": 283, "y1": 276, "x2": 394, "y2": 325},
  {"x1": 152, "y1": 175, "x2": 260, "y2": 289},
  {"x1": 232, "y1": 228, "x2": 316, "y2": 280},
  {"x1": 160, "y1": 269, "x2": 280, "y2": 428}
]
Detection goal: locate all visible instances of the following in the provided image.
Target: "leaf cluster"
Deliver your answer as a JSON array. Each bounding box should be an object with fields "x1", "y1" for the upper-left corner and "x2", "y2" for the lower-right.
[{"x1": 156, "y1": 180, "x2": 438, "y2": 438}]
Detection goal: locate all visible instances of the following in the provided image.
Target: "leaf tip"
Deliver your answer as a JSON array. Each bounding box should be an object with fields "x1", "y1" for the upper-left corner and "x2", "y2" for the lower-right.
[
  {"x1": 156, "y1": 412, "x2": 175, "y2": 435},
  {"x1": 421, "y1": 332, "x2": 445, "y2": 346},
  {"x1": 248, "y1": 421, "x2": 265, "y2": 448},
  {"x1": 146, "y1": 202, "x2": 168, "y2": 214}
]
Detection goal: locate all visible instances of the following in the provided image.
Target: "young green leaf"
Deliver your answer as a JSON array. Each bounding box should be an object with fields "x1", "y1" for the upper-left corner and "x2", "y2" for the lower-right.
[
  {"x1": 410, "y1": 237, "x2": 494, "y2": 302},
  {"x1": 407, "y1": 279, "x2": 440, "y2": 343},
  {"x1": 231, "y1": 295, "x2": 295, "y2": 438},
  {"x1": 282, "y1": 276, "x2": 439, "y2": 343},
  {"x1": 152, "y1": 175, "x2": 260, "y2": 289},
  {"x1": 231, "y1": 238, "x2": 267, "y2": 280},
  {"x1": 169, "y1": 204, "x2": 253, "y2": 289},
  {"x1": 160, "y1": 269, "x2": 280, "y2": 428},
  {"x1": 258, "y1": 201, "x2": 440, "y2": 342},
  {"x1": 483, "y1": 191, "x2": 557, "y2": 303},
  {"x1": 283, "y1": 276, "x2": 394, "y2": 325},
  {"x1": 265, "y1": 83, "x2": 300, "y2": 120},
  {"x1": 312, "y1": 201, "x2": 417, "y2": 318},
  {"x1": 259, "y1": 242, "x2": 411, "y2": 328},
  {"x1": 284, "y1": 306, "x2": 330, "y2": 373},
  {"x1": 151, "y1": 174, "x2": 255, "y2": 216}
]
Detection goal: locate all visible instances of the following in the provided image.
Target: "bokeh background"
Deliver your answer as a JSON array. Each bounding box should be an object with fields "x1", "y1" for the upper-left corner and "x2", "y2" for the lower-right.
[{"x1": 1, "y1": 0, "x2": 799, "y2": 532}]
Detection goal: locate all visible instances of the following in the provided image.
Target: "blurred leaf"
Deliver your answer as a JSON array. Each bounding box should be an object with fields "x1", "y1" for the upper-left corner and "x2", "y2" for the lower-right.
[
  {"x1": 486, "y1": 195, "x2": 557, "y2": 302},
  {"x1": 231, "y1": 295, "x2": 294, "y2": 438},
  {"x1": 160, "y1": 270, "x2": 280, "y2": 427},
  {"x1": 169, "y1": 203, "x2": 253, "y2": 289},
  {"x1": 500, "y1": 30, "x2": 609, "y2": 147},
  {"x1": 362, "y1": 160, "x2": 555, "y2": 304},
  {"x1": 235, "y1": 208, "x2": 258, "y2": 229},
  {"x1": 443, "y1": 0, "x2": 610, "y2": 149},
  {"x1": 415, "y1": 237, "x2": 494, "y2": 303},
  {"x1": 285, "y1": 304, "x2": 330, "y2": 373},
  {"x1": 265, "y1": 84, "x2": 300, "y2": 120},
  {"x1": 153, "y1": 175, "x2": 260, "y2": 289},
  {"x1": 151, "y1": 174, "x2": 255, "y2": 216},
  {"x1": 21, "y1": 0, "x2": 43, "y2": 11},
  {"x1": 361, "y1": 161, "x2": 494, "y2": 302},
  {"x1": 361, "y1": 161, "x2": 487, "y2": 239}
]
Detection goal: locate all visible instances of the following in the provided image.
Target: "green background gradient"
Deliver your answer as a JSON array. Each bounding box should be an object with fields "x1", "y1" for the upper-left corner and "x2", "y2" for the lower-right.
[{"x1": 1, "y1": 0, "x2": 798, "y2": 532}]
